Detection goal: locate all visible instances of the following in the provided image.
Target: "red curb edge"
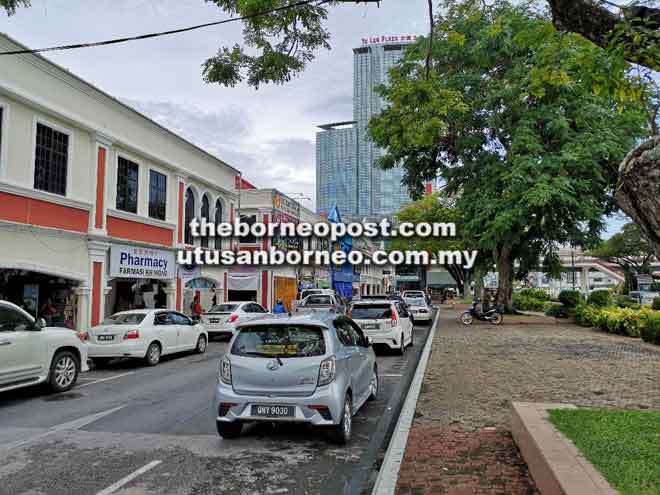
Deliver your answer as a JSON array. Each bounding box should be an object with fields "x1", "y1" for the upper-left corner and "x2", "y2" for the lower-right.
[{"x1": 511, "y1": 402, "x2": 619, "y2": 495}]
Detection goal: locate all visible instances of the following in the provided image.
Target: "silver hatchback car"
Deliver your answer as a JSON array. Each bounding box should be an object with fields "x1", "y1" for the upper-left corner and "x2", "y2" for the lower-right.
[{"x1": 214, "y1": 312, "x2": 378, "y2": 444}]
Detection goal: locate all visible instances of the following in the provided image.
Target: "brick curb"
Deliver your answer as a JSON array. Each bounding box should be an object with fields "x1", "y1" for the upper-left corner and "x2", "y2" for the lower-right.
[
  {"x1": 371, "y1": 309, "x2": 440, "y2": 495},
  {"x1": 511, "y1": 402, "x2": 619, "y2": 495}
]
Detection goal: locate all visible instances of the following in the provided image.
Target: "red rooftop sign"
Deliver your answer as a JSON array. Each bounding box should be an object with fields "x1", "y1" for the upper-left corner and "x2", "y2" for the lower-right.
[{"x1": 361, "y1": 35, "x2": 418, "y2": 45}]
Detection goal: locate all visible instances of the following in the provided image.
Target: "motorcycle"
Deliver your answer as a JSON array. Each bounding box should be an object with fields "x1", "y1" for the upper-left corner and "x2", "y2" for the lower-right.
[{"x1": 460, "y1": 299, "x2": 503, "y2": 325}]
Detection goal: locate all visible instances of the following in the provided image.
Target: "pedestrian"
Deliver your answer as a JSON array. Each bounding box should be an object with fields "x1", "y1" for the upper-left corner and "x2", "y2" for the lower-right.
[
  {"x1": 273, "y1": 298, "x2": 287, "y2": 314},
  {"x1": 39, "y1": 298, "x2": 57, "y2": 325},
  {"x1": 190, "y1": 294, "x2": 203, "y2": 322}
]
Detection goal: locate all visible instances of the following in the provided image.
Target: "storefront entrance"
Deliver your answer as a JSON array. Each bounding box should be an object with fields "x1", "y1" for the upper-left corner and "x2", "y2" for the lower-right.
[
  {"x1": 106, "y1": 279, "x2": 169, "y2": 315},
  {"x1": 274, "y1": 276, "x2": 297, "y2": 312},
  {"x1": 183, "y1": 278, "x2": 218, "y2": 315},
  {"x1": 227, "y1": 272, "x2": 258, "y2": 303},
  {"x1": 0, "y1": 269, "x2": 80, "y2": 328}
]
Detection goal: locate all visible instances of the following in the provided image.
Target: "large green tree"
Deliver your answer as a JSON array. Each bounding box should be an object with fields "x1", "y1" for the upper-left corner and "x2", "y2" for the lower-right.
[
  {"x1": 591, "y1": 222, "x2": 656, "y2": 292},
  {"x1": 369, "y1": 0, "x2": 649, "y2": 311},
  {"x1": 390, "y1": 193, "x2": 476, "y2": 295}
]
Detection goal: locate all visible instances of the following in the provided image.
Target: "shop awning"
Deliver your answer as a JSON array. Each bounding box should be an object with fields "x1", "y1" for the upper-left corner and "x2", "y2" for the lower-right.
[
  {"x1": 228, "y1": 273, "x2": 258, "y2": 291},
  {"x1": 427, "y1": 271, "x2": 457, "y2": 288}
]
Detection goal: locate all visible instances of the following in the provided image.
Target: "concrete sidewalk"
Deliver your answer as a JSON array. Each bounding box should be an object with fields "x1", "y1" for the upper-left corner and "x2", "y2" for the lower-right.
[{"x1": 395, "y1": 307, "x2": 660, "y2": 494}]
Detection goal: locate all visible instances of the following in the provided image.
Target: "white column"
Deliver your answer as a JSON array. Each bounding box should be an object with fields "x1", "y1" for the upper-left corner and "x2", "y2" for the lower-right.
[{"x1": 74, "y1": 286, "x2": 90, "y2": 331}]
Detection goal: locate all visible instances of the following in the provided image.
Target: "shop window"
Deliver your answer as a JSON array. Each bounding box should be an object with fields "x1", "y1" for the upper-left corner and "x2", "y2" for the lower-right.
[
  {"x1": 148, "y1": 169, "x2": 167, "y2": 220},
  {"x1": 116, "y1": 157, "x2": 139, "y2": 214},
  {"x1": 34, "y1": 122, "x2": 68, "y2": 196},
  {"x1": 214, "y1": 199, "x2": 223, "y2": 249},
  {"x1": 184, "y1": 187, "x2": 195, "y2": 245},
  {"x1": 201, "y1": 194, "x2": 210, "y2": 248},
  {"x1": 239, "y1": 214, "x2": 257, "y2": 244}
]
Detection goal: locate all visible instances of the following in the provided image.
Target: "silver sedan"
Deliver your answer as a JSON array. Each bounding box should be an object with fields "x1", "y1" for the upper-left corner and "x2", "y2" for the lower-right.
[{"x1": 213, "y1": 312, "x2": 377, "y2": 444}]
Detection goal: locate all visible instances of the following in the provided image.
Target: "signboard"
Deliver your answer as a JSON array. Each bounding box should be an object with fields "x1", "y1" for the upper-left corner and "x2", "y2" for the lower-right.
[
  {"x1": 178, "y1": 264, "x2": 202, "y2": 282},
  {"x1": 110, "y1": 244, "x2": 175, "y2": 280},
  {"x1": 361, "y1": 35, "x2": 418, "y2": 45},
  {"x1": 273, "y1": 192, "x2": 300, "y2": 219}
]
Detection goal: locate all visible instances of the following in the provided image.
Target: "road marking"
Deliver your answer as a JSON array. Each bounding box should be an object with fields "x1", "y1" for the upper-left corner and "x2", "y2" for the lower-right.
[
  {"x1": 95, "y1": 460, "x2": 162, "y2": 495},
  {"x1": 381, "y1": 374, "x2": 403, "y2": 378},
  {"x1": 0, "y1": 405, "x2": 125, "y2": 451},
  {"x1": 78, "y1": 372, "x2": 135, "y2": 388}
]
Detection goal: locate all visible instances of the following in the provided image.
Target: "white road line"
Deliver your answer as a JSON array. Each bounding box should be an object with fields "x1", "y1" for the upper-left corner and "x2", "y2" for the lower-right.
[
  {"x1": 380, "y1": 374, "x2": 403, "y2": 378},
  {"x1": 95, "y1": 460, "x2": 162, "y2": 495},
  {"x1": 78, "y1": 372, "x2": 135, "y2": 388},
  {"x1": 1, "y1": 405, "x2": 125, "y2": 451}
]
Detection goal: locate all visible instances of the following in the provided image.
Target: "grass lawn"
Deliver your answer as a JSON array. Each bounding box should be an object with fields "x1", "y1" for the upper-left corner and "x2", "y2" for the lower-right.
[{"x1": 549, "y1": 408, "x2": 660, "y2": 495}]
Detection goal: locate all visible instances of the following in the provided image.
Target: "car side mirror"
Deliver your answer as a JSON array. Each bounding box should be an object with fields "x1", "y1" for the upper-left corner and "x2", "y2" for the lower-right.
[
  {"x1": 366, "y1": 336, "x2": 373, "y2": 347},
  {"x1": 35, "y1": 318, "x2": 46, "y2": 330}
]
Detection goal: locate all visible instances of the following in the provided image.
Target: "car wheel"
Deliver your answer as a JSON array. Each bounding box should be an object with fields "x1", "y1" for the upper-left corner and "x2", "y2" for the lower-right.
[
  {"x1": 398, "y1": 334, "x2": 405, "y2": 355},
  {"x1": 216, "y1": 421, "x2": 243, "y2": 439},
  {"x1": 49, "y1": 351, "x2": 80, "y2": 392},
  {"x1": 460, "y1": 312, "x2": 473, "y2": 325},
  {"x1": 409, "y1": 329, "x2": 414, "y2": 347},
  {"x1": 195, "y1": 334, "x2": 208, "y2": 354},
  {"x1": 330, "y1": 394, "x2": 352, "y2": 444},
  {"x1": 368, "y1": 368, "x2": 378, "y2": 401},
  {"x1": 144, "y1": 342, "x2": 161, "y2": 366}
]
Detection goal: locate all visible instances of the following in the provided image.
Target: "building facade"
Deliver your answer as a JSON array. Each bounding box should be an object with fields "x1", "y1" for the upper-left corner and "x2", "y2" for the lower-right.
[
  {"x1": 316, "y1": 37, "x2": 415, "y2": 219},
  {"x1": 0, "y1": 34, "x2": 238, "y2": 330}
]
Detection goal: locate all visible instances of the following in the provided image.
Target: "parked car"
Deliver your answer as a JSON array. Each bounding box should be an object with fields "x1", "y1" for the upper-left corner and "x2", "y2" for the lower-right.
[
  {"x1": 407, "y1": 299, "x2": 432, "y2": 324},
  {"x1": 299, "y1": 288, "x2": 335, "y2": 301},
  {"x1": 201, "y1": 302, "x2": 270, "y2": 339},
  {"x1": 295, "y1": 294, "x2": 346, "y2": 314},
  {"x1": 0, "y1": 300, "x2": 89, "y2": 393},
  {"x1": 348, "y1": 300, "x2": 414, "y2": 354},
  {"x1": 87, "y1": 309, "x2": 208, "y2": 367},
  {"x1": 214, "y1": 312, "x2": 377, "y2": 444}
]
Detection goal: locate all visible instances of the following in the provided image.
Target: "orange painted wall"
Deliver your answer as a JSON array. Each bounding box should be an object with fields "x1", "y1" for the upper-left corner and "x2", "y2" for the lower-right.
[
  {"x1": 0, "y1": 191, "x2": 89, "y2": 233},
  {"x1": 91, "y1": 261, "x2": 102, "y2": 326},
  {"x1": 106, "y1": 216, "x2": 173, "y2": 247}
]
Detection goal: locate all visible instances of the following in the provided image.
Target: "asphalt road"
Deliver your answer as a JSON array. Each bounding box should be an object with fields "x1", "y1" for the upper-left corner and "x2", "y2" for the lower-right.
[{"x1": 0, "y1": 317, "x2": 434, "y2": 495}]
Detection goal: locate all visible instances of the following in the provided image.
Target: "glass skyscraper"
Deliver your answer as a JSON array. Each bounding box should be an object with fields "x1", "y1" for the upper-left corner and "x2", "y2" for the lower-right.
[{"x1": 316, "y1": 38, "x2": 413, "y2": 220}]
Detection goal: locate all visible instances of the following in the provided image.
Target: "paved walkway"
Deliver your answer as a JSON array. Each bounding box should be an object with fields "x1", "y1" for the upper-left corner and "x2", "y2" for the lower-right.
[{"x1": 396, "y1": 307, "x2": 660, "y2": 494}]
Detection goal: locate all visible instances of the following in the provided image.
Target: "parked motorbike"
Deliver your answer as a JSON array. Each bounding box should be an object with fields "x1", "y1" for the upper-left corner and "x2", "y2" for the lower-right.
[{"x1": 460, "y1": 299, "x2": 503, "y2": 325}]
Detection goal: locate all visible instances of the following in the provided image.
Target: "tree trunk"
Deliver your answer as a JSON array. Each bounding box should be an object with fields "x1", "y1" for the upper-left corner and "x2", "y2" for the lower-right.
[
  {"x1": 616, "y1": 136, "x2": 660, "y2": 258},
  {"x1": 495, "y1": 246, "x2": 514, "y2": 313}
]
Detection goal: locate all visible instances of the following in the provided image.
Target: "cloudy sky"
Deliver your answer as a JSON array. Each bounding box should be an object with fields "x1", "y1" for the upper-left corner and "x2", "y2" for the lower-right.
[
  {"x1": 1, "y1": 0, "x2": 626, "y2": 236},
  {"x1": 1, "y1": 0, "x2": 428, "y2": 211}
]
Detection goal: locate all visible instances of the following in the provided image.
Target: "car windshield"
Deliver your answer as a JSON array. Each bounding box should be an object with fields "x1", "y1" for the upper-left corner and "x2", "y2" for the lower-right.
[
  {"x1": 209, "y1": 304, "x2": 238, "y2": 313},
  {"x1": 102, "y1": 313, "x2": 147, "y2": 325},
  {"x1": 303, "y1": 295, "x2": 333, "y2": 305},
  {"x1": 406, "y1": 297, "x2": 426, "y2": 305},
  {"x1": 301, "y1": 290, "x2": 322, "y2": 299},
  {"x1": 351, "y1": 305, "x2": 393, "y2": 319},
  {"x1": 232, "y1": 325, "x2": 326, "y2": 358}
]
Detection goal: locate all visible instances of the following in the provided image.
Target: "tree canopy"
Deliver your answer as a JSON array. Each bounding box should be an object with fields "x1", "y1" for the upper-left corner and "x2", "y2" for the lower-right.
[
  {"x1": 369, "y1": 0, "x2": 650, "y2": 310},
  {"x1": 591, "y1": 222, "x2": 656, "y2": 273}
]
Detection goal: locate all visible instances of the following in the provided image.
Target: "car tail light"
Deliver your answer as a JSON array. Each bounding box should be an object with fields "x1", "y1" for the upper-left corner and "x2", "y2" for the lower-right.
[
  {"x1": 317, "y1": 355, "x2": 336, "y2": 386},
  {"x1": 123, "y1": 329, "x2": 140, "y2": 340},
  {"x1": 219, "y1": 357, "x2": 232, "y2": 385},
  {"x1": 218, "y1": 402, "x2": 238, "y2": 417},
  {"x1": 347, "y1": 307, "x2": 352, "y2": 318},
  {"x1": 227, "y1": 314, "x2": 239, "y2": 323},
  {"x1": 391, "y1": 311, "x2": 398, "y2": 327}
]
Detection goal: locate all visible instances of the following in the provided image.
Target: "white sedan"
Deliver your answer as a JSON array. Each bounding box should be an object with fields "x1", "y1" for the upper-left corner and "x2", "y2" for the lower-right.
[
  {"x1": 408, "y1": 300, "x2": 433, "y2": 324},
  {"x1": 87, "y1": 309, "x2": 208, "y2": 367},
  {"x1": 200, "y1": 301, "x2": 270, "y2": 339},
  {"x1": 0, "y1": 300, "x2": 89, "y2": 393},
  {"x1": 349, "y1": 300, "x2": 414, "y2": 354}
]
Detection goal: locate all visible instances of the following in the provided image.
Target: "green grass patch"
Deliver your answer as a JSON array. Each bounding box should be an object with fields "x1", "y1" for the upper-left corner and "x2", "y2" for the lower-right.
[{"x1": 548, "y1": 408, "x2": 660, "y2": 495}]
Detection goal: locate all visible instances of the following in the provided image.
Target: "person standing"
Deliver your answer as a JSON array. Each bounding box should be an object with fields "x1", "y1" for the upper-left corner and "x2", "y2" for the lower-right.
[
  {"x1": 273, "y1": 299, "x2": 287, "y2": 314},
  {"x1": 191, "y1": 293, "x2": 203, "y2": 322}
]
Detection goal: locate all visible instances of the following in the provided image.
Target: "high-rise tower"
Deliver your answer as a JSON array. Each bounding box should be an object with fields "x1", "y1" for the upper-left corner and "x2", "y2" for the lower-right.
[{"x1": 316, "y1": 36, "x2": 416, "y2": 220}]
